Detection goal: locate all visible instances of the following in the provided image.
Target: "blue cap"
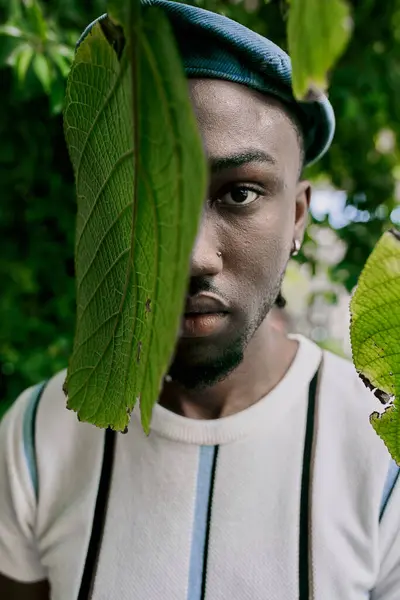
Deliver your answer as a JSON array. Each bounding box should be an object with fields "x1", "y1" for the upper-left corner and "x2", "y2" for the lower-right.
[{"x1": 77, "y1": 1, "x2": 335, "y2": 166}]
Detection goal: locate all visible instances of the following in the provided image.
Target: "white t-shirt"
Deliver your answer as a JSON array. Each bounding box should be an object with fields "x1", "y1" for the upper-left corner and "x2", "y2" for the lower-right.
[{"x1": 0, "y1": 335, "x2": 399, "y2": 600}]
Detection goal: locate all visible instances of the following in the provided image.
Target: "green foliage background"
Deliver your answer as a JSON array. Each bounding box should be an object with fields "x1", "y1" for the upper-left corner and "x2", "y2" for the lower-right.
[{"x1": 1, "y1": 0, "x2": 400, "y2": 414}]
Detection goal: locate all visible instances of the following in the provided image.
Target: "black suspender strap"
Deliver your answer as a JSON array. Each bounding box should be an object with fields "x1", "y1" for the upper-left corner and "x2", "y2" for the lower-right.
[
  {"x1": 78, "y1": 427, "x2": 117, "y2": 600},
  {"x1": 299, "y1": 360, "x2": 322, "y2": 600}
]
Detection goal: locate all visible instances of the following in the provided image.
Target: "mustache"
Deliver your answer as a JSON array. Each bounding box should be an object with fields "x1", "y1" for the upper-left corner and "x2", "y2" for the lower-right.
[{"x1": 187, "y1": 277, "x2": 225, "y2": 300}]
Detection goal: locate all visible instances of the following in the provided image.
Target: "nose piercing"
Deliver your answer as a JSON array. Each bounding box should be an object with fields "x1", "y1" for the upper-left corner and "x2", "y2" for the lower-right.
[{"x1": 216, "y1": 251, "x2": 222, "y2": 258}]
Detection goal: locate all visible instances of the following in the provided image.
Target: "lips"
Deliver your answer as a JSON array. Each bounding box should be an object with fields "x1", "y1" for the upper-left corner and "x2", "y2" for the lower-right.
[
  {"x1": 183, "y1": 294, "x2": 229, "y2": 316},
  {"x1": 180, "y1": 294, "x2": 230, "y2": 338}
]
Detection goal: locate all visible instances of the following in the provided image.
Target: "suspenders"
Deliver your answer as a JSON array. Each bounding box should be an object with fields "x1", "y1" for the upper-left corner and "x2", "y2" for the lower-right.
[
  {"x1": 299, "y1": 361, "x2": 321, "y2": 600},
  {"x1": 77, "y1": 427, "x2": 117, "y2": 600},
  {"x1": 74, "y1": 362, "x2": 323, "y2": 600}
]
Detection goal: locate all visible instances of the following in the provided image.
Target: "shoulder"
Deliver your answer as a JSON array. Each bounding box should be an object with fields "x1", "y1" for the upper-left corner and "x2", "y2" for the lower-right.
[
  {"x1": 1, "y1": 370, "x2": 104, "y2": 508},
  {"x1": 5, "y1": 370, "x2": 105, "y2": 546},
  {"x1": 25, "y1": 368, "x2": 105, "y2": 450},
  {"x1": 0, "y1": 382, "x2": 41, "y2": 512},
  {"x1": 35, "y1": 368, "x2": 85, "y2": 439},
  {"x1": 317, "y1": 347, "x2": 392, "y2": 498},
  {"x1": 294, "y1": 335, "x2": 382, "y2": 425},
  {"x1": 291, "y1": 337, "x2": 388, "y2": 460},
  {"x1": 321, "y1": 348, "x2": 384, "y2": 423},
  {"x1": 0, "y1": 372, "x2": 105, "y2": 583},
  {"x1": 2, "y1": 369, "x2": 101, "y2": 462},
  {"x1": 1, "y1": 369, "x2": 79, "y2": 443},
  {"x1": 34, "y1": 368, "x2": 104, "y2": 486}
]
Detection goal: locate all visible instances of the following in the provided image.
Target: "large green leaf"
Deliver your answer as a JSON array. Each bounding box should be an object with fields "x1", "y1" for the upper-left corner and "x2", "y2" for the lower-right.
[
  {"x1": 350, "y1": 229, "x2": 400, "y2": 463},
  {"x1": 288, "y1": 0, "x2": 352, "y2": 99},
  {"x1": 63, "y1": 6, "x2": 207, "y2": 432}
]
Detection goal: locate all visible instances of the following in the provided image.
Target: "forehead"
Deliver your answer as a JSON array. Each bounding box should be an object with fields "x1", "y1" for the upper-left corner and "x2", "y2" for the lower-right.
[{"x1": 189, "y1": 79, "x2": 301, "y2": 174}]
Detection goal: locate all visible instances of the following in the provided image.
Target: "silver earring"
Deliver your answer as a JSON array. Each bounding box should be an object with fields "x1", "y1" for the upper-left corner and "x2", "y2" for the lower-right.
[
  {"x1": 291, "y1": 239, "x2": 301, "y2": 257},
  {"x1": 216, "y1": 251, "x2": 222, "y2": 258}
]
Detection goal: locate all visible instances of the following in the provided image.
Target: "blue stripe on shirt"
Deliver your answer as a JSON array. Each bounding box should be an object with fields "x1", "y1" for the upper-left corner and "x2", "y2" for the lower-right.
[
  {"x1": 380, "y1": 459, "x2": 400, "y2": 520},
  {"x1": 188, "y1": 445, "x2": 216, "y2": 600},
  {"x1": 22, "y1": 381, "x2": 47, "y2": 499}
]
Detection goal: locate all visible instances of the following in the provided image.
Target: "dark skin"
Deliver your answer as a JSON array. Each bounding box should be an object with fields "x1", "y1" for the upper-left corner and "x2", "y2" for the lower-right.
[
  {"x1": 0, "y1": 79, "x2": 310, "y2": 597},
  {"x1": 161, "y1": 79, "x2": 310, "y2": 419}
]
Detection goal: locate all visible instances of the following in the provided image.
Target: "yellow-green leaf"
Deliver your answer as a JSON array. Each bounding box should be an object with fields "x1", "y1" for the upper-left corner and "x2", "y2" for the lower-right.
[
  {"x1": 24, "y1": 0, "x2": 48, "y2": 41},
  {"x1": 63, "y1": 7, "x2": 207, "y2": 432},
  {"x1": 32, "y1": 53, "x2": 51, "y2": 93},
  {"x1": 0, "y1": 25, "x2": 25, "y2": 39},
  {"x1": 288, "y1": 0, "x2": 352, "y2": 99},
  {"x1": 350, "y1": 229, "x2": 400, "y2": 463},
  {"x1": 15, "y1": 44, "x2": 34, "y2": 83}
]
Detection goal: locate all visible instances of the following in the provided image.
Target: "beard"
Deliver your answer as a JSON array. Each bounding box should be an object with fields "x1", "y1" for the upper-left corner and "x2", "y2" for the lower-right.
[
  {"x1": 167, "y1": 281, "x2": 281, "y2": 390},
  {"x1": 167, "y1": 330, "x2": 247, "y2": 390}
]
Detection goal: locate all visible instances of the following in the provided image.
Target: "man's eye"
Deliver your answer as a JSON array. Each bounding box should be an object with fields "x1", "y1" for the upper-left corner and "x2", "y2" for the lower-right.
[{"x1": 218, "y1": 186, "x2": 260, "y2": 206}]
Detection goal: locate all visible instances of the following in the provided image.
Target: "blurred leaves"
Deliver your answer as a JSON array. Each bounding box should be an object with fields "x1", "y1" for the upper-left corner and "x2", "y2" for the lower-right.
[
  {"x1": 288, "y1": 0, "x2": 352, "y2": 99},
  {"x1": 0, "y1": 0, "x2": 74, "y2": 111}
]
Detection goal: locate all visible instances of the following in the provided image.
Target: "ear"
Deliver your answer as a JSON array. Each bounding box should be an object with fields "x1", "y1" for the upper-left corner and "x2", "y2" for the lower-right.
[{"x1": 293, "y1": 179, "x2": 311, "y2": 244}]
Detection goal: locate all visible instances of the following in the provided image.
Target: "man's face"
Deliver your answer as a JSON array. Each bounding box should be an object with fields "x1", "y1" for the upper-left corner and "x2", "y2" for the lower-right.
[{"x1": 167, "y1": 79, "x2": 309, "y2": 390}]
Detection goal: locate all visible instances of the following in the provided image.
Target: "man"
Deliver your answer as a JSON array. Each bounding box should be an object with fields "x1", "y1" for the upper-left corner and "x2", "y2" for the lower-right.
[{"x1": 0, "y1": 2, "x2": 399, "y2": 599}]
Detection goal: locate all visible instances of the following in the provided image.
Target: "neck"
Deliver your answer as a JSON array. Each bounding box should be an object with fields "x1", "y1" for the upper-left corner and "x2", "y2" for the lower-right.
[{"x1": 158, "y1": 318, "x2": 298, "y2": 420}]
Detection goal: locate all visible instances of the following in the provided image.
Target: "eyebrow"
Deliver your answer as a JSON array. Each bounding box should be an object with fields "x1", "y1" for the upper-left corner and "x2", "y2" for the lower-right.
[{"x1": 209, "y1": 150, "x2": 276, "y2": 173}]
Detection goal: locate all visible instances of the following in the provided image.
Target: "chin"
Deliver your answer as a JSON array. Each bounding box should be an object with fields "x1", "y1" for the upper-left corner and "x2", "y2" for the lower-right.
[
  {"x1": 168, "y1": 337, "x2": 246, "y2": 390},
  {"x1": 167, "y1": 362, "x2": 237, "y2": 391}
]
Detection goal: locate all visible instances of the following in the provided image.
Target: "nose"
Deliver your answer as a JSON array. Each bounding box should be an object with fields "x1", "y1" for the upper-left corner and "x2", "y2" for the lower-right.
[{"x1": 189, "y1": 211, "x2": 222, "y2": 278}]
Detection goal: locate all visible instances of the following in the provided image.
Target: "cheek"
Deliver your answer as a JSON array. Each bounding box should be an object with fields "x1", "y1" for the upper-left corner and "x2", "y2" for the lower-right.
[{"x1": 218, "y1": 201, "x2": 294, "y2": 282}]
